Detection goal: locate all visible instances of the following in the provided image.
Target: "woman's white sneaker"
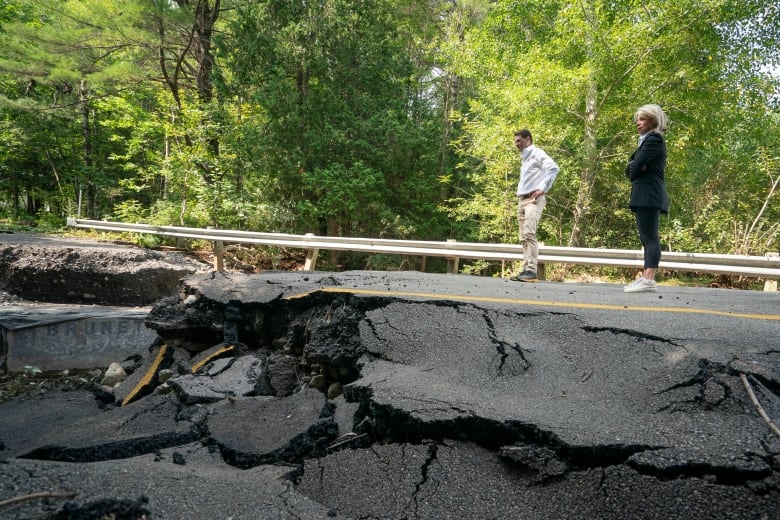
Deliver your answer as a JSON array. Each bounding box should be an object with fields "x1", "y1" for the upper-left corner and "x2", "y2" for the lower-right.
[
  {"x1": 624, "y1": 278, "x2": 657, "y2": 293},
  {"x1": 624, "y1": 278, "x2": 642, "y2": 289}
]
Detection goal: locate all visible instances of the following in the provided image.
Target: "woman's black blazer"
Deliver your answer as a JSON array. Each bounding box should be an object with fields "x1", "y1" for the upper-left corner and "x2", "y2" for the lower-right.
[{"x1": 625, "y1": 132, "x2": 669, "y2": 214}]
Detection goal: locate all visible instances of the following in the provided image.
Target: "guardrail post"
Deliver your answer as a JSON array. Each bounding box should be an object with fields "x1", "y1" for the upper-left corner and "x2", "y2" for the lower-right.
[
  {"x1": 208, "y1": 226, "x2": 224, "y2": 272},
  {"x1": 213, "y1": 240, "x2": 224, "y2": 272},
  {"x1": 446, "y1": 239, "x2": 459, "y2": 274},
  {"x1": 765, "y1": 253, "x2": 778, "y2": 291},
  {"x1": 304, "y1": 233, "x2": 319, "y2": 271}
]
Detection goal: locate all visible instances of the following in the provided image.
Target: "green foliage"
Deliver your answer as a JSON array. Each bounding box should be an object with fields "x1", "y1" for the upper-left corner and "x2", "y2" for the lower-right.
[
  {"x1": 34, "y1": 212, "x2": 65, "y2": 231},
  {"x1": 299, "y1": 162, "x2": 387, "y2": 234},
  {"x1": 444, "y1": 0, "x2": 780, "y2": 253},
  {"x1": 0, "y1": 0, "x2": 777, "y2": 275},
  {"x1": 113, "y1": 200, "x2": 148, "y2": 223},
  {"x1": 134, "y1": 233, "x2": 162, "y2": 249},
  {"x1": 460, "y1": 259, "x2": 490, "y2": 276},
  {"x1": 364, "y1": 253, "x2": 422, "y2": 271},
  {"x1": 219, "y1": 0, "x2": 452, "y2": 242}
]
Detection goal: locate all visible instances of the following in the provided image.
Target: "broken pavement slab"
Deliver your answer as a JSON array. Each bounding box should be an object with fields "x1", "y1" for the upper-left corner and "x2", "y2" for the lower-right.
[
  {"x1": 2, "y1": 270, "x2": 779, "y2": 519},
  {"x1": 113, "y1": 343, "x2": 178, "y2": 406},
  {"x1": 207, "y1": 387, "x2": 338, "y2": 468},
  {"x1": 295, "y1": 441, "x2": 779, "y2": 519},
  {"x1": 160, "y1": 270, "x2": 780, "y2": 516},
  {"x1": 0, "y1": 444, "x2": 339, "y2": 520},
  {"x1": 169, "y1": 353, "x2": 264, "y2": 405},
  {"x1": 8, "y1": 393, "x2": 203, "y2": 462},
  {"x1": 0, "y1": 389, "x2": 106, "y2": 459}
]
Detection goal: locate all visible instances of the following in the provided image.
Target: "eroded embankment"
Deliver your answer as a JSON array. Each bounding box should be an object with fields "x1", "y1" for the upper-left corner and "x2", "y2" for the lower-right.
[{"x1": 0, "y1": 241, "x2": 205, "y2": 305}]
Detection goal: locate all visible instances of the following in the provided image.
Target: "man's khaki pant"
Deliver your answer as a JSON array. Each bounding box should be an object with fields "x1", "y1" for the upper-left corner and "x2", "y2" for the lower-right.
[{"x1": 517, "y1": 194, "x2": 546, "y2": 273}]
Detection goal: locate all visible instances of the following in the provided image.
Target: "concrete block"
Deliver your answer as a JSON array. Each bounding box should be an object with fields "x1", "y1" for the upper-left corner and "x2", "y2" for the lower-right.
[{"x1": 0, "y1": 305, "x2": 156, "y2": 373}]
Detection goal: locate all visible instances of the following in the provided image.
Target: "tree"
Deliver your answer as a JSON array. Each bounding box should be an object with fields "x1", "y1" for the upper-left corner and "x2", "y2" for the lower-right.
[
  {"x1": 0, "y1": 0, "x2": 232, "y2": 224},
  {"x1": 220, "y1": 0, "x2": 450, "y2": 246},
  {"x1": 446, "y1": 0, "x2": 780, "y2": 254}
]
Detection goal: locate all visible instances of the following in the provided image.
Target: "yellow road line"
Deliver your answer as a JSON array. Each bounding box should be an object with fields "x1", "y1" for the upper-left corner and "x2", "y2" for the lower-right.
[
  {"x1": 192, "y1": 345, "x2": 235, "y2": 373},
  {"x1": 121, "y1": 344, "x2": 169, "y2": 406},
  {"x1": 289, "y1": 287, "x2": 780, "y2": 321}
]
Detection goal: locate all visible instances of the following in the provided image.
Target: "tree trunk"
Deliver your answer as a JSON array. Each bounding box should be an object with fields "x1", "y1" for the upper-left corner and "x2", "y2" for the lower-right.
[
  {"x1": 192, "y1": 0, "x2": 219, "y2": 156},
  {"x1": 569, "y1": 83, "x2": 598, "y2": 246},
  {"x1": 165, "y1": 1, "x2": 221, "y2": 168},
  {"x1": 79, "y1": 80, "x2": 98, "y2": 219}
]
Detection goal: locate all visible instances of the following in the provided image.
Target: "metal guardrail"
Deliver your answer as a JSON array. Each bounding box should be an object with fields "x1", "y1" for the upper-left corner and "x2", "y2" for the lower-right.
[{"x1": 66, "y1": 219, "x2": 780, "y2": 289}]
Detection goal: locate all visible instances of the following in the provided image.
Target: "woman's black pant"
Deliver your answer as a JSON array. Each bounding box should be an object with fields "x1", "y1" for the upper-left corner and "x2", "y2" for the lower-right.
[{"x1": 634, "y1": 207, "x2": 661, "y2": 269}]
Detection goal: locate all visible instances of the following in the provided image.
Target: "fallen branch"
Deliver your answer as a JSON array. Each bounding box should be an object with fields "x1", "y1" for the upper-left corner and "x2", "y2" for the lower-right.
[
  {"x1": 0, "y1": 490, "x2": 76, "y2": 511},
  {"x1": 740, "y1": 373, "x2": 780, "y2": 438}
]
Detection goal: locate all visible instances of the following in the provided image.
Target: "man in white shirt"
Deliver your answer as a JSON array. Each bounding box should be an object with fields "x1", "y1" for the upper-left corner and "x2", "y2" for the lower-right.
[{"x1": 510, "y1": 129, "x2": 559, "y2": 282}]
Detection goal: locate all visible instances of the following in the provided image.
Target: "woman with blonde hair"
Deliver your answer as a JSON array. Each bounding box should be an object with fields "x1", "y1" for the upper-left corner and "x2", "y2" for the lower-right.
[{"x1": 624, "y1": 104, "x2": 669, "y2": 293}]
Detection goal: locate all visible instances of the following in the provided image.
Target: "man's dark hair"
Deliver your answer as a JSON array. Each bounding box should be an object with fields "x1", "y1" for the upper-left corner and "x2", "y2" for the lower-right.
[{"x1": 514, "y1": 129, "x2": 533, "y2": 142}]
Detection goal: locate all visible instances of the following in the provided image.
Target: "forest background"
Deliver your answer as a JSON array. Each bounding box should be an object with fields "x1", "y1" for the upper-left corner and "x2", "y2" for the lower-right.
[{"x1": 0, "y1": 0, "x2": 778, "y2": 277}]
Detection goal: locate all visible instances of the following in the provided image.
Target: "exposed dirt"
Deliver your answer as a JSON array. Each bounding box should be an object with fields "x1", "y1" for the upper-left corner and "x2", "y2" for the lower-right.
[
  {"x1": 0, "y1": 235, "x2": 206, "y2": 306},
  {"x1": 0, "y1": 232, "x2": 307, "y2": 308}
]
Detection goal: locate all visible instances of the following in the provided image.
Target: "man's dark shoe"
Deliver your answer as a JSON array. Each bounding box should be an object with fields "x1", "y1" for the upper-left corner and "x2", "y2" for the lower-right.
[
  {"x1": 509, "y1": 271, "x2": 528, "y2": 281},
  {"x1": 516, "y1": 271, "x2": 538, "y2": 282}
]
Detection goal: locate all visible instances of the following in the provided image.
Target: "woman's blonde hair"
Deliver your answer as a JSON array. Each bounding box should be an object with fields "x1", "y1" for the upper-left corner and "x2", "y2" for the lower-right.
[{"x1": 634, "y1": 104, "x2": 668, "y2": 133}]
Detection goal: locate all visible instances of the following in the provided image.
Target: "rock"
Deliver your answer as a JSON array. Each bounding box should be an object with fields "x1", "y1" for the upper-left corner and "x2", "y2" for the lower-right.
[{"x1": 101, "y1": 362, "x2": 127, "y2": 387}]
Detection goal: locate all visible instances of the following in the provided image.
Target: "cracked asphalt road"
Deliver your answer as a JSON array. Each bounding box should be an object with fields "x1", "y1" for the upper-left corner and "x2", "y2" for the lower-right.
[{"x1": 1, "y1": 248, "x2": 780, "y2": 518}]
